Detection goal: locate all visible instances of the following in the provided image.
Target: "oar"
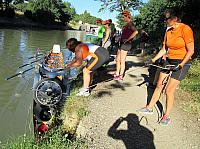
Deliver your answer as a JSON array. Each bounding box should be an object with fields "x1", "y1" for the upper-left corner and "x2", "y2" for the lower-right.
[
  {"x1": 18, "y1": 58, "x2": 43, "y2": 69},
  {"x1": 5, "y1": 67, "x2": 35, "y2": 80},
  {"x1": 28, "y1": 53, "x2": 44, "y2": 59}
]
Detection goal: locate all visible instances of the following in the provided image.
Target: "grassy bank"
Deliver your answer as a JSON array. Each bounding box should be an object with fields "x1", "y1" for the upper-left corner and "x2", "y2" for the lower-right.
[
  {"x1": 179, "y1": 59, "x2": 200, "y2": 114},
  {"x1": 61, "y1": 87, "x2": 90, "y2": 135},
  {"x1": 1, "y1": 82, "x2": 89, "y2": 148},
  {"x1": 1, "y1": 127, "x2": 85, "y2": 149}
]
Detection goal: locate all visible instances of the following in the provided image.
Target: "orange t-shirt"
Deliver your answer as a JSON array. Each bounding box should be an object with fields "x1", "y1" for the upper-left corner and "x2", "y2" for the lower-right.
[
  {"x1": 163, "y1": 23, "x2": 194, "y2": 60},
  {"x1": 78, "y1": 44, "x2": 90, "y2": 59}
]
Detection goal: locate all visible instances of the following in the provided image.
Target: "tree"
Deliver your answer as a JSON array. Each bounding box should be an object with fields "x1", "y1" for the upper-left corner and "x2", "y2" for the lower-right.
[
  {"x1": 23, "y1": 0, "x2": 75, "y2": 24},
  {"x1": 95, "y1": 0, "x2": 142, "y2": 12},
  {"x1": 72, "y1": 10, "x2": 101, "y2": 24}
]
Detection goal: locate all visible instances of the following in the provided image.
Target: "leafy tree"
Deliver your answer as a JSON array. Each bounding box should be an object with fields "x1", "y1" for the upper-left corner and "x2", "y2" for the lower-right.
[
  {"x1": 116, "y1": 13, "x2": 126, "y2": 28},
  {"x1": 23, "y1": 0, "x2": 75, "y2": 24},
  {"x1": 95, "y1": 0, "x2": 142, "y2": 12},
  {"x1": 72, "y1": 10, "x2": 101, "y2": 24}
]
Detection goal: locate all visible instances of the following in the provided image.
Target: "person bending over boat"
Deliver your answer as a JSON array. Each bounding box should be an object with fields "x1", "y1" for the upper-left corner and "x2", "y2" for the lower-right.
[{"x1": 66, "y1": 38, "x2": 110, "y2": 96}]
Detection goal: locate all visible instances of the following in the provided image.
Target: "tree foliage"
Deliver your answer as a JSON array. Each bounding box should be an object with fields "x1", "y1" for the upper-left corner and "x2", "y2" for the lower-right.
[
  {"x1": 134, "y1": 0, "x2": 200, "y2": 56},
  {"x1": 72, "y1": 10, "x2": 101, "y2": 24},
  {"x1": 22, "y1": 0, "x2": 75, "y2": 24},
  {"x1": 0, "y1": 0, "x2": 76, "y2": 25},
  {"x1": 95, "y1": 0, "x2": 142, "y2": 12}
]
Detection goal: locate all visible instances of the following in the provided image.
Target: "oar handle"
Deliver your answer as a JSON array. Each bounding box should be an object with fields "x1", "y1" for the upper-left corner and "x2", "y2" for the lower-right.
[
  {"x1": 28, "y1": 53, "x2": 43, "y2": 59},
  {"x1": 18, "y1": 58, "x2": 43, "y2": 68},
  {"x1": 5, "y1": 67, "x2": 34, "y2": 80},
  {"x1": 5, "y1": 72, "x2": 21, "y2": 80},
  {"x1": 18, "y1": 63, "x2": 29, "y2": 68}
]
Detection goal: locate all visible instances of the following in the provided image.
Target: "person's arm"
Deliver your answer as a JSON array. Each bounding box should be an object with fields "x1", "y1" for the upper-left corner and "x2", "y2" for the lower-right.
[
  {"x1": 66, "y1": 47, "x2": 83, "y2": 68},
  {"x1": 180, "y1": 42, "x2": 194, "y2": 67},
  {"x1": 124, "y1": 23, "x2": 138, "y2": 43},
  {"x1": 152, "y1": 45, "x2": 167, "y2": 63},
  {"x1": 102, "y1": 28, "x2": 110, "y2": 47},
  {"x1": 179, "y1": 25, "x2": 195, "y2": 67}
]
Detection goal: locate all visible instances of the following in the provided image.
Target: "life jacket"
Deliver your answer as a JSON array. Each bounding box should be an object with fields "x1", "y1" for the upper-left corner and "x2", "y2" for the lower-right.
[{"x1": 46, "y1": 52, "x2": 64, "y2": 68}]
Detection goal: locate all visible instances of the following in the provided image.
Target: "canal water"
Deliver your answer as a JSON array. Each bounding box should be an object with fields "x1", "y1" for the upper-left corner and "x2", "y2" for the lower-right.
[{"x1": 0, "y1": 28, "x2": 87, "y2": 143}]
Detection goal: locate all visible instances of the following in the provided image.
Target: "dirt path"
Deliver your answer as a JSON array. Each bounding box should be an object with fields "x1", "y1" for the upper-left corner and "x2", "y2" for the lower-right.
[{"x1": 76, "y1": 56, "x2": 200, "y2": 149}]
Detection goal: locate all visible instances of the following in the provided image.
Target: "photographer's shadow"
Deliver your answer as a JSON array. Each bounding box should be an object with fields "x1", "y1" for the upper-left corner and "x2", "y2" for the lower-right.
[{"x1": 108, "y1": 113, "x2": 155, "y2": 149}]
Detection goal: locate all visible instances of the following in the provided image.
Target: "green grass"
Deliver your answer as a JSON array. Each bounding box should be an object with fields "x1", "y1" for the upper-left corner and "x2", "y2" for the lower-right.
[
  {"x1": 1, "y1": 127, "x2": 85, "y2": 149},
  {"x1": 61, "y1": 86, "x2": 90, "y2": 134},
  {"x1": 2, "y1": 80, "x2": 89, "y2": 148},
  {"x1": 180, "y1": 59, "x2": 200, "y2": 113}
]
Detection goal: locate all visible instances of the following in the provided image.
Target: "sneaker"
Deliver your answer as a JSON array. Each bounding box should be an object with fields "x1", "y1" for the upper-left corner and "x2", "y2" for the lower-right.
[
  {"x1": 76, "y1": 88, "x2": 90, "y2": 97},
  {"x1": 114, "y1": 74, "x2": 123, "y2": 81},
  {"x1": 114, "y1": 75, "x2": 119, "y2": 80},
  {"x1": 137, "y1": 107, "x2": 153, "y2": 114},
  {"x1": 113, "y1": 72, "x2": 119, "y2": 78},
  {"x1": 118, "y1": 75, "x2": 123, "y2": 81},
  {"x1": 160, "y1": 115, "x2": 170, "y2": 126}
]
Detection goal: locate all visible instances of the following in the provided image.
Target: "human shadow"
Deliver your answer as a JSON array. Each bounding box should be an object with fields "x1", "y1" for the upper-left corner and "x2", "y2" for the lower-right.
[{"x1": 108, "y1": 113, "x2": 155, "y2": 149}]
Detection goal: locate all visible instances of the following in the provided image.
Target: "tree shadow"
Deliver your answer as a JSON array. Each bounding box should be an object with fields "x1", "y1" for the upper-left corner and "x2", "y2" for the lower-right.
[
  {"x1": 108, "y1": 113, "x2": 155, "y2": 149},
  {"x1": 125, "y1": 61, "x2": 144, "y2": 70},
  {"x1": 92, "y1": 81, "x2": 131, "y2": 98},
  {"x1": 90, "y1": 57, "x2": 144, "y2": 98}
]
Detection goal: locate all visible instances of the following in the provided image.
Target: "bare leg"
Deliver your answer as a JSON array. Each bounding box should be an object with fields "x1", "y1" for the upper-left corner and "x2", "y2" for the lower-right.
[
  {"x1": 147, "y1": 72, "x2": 169, "y2": 109},
  {"x1": 119, "y1": 50, "x2": 128, "y2": 76},
  {"x1": 115, "y1": 49, "x2": 121, "y2": 75},
  {"x1": 83, "y1": 67, "x2": 91, "y2": 89},
  {"x1": 165, "y1": 78, "x2": 180, "y2": 117}
]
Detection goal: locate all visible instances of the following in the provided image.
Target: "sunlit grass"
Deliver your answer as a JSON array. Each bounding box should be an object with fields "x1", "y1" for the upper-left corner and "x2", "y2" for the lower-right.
[
  {"x1": 1, "y1": 127, "x2": 86, "y2": 149},
  {"x1": 180, "y1": 59, "x2": 200, "y2": 113}
]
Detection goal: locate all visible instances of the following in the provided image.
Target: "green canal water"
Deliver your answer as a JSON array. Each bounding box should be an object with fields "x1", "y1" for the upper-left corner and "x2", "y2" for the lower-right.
[{"x1": 0, "y1": 28, "x2": 86, "y2": 143}]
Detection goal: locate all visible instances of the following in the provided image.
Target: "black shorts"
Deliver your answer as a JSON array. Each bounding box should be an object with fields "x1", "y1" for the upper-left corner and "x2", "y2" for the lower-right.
[
  {"x1": 86, "y1": 47, "x2": 109, "y2": 71},
  {"x1": 161, "y1": 59, "x2": 191, "y2": 81},
  {"x1": 120, "y1": 42, "x2": 132, "y2": 51}
]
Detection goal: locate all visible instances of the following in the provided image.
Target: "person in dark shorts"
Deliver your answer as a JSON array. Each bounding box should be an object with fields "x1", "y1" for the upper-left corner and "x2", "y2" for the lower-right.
[
  {"x1": 138, "y1": 9, "x2": 195, "y2": 126},
  {"x1": 66, "y1": 38, "x2": 109, "y2": 96},
  {"x1": 114, "y1": 10, "x2": 138, "y2": 81}
]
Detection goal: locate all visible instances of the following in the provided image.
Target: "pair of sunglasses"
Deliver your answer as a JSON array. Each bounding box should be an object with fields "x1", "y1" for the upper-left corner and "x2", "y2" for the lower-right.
[{"x1": 165, "y1": 16, "x2": 172, "y2": 21}]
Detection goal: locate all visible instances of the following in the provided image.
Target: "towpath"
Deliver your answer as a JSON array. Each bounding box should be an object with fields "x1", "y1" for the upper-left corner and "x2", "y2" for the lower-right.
[{"x1": 76, "y1": 55, "x2": 200, "y2": 149}]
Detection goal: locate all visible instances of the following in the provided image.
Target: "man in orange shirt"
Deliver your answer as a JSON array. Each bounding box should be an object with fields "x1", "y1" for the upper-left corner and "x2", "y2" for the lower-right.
[{"x1": 138, "y1": 9, "x2": 194, "y2": 126}]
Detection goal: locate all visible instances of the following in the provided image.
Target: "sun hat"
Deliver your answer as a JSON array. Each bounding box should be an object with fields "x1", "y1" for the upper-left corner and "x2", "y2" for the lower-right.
[{"x1": 52, "y1": 44, "x2": 61, "y2": 53}]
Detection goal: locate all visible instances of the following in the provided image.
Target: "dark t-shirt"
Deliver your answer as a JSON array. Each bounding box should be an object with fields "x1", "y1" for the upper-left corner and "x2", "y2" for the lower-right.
[{"x1": 120, "y1": 22, "x2": 137, "y2": 43}]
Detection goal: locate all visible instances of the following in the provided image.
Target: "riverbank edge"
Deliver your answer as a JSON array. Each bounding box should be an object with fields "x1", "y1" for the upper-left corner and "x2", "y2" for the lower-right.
[{"x1": 0, "y1": 17, "x2": 73, "y2": 31}]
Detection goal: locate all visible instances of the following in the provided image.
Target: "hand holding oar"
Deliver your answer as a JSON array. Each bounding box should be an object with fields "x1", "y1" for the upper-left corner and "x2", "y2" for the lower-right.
[{"x1": 6, "y1": 67, "x2": 35, "y2": 80}]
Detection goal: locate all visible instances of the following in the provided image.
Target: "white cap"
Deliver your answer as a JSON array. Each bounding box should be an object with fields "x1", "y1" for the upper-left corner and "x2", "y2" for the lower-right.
[{"x1": 52, "y1": 44, "x2": 61, "y2": 53}]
